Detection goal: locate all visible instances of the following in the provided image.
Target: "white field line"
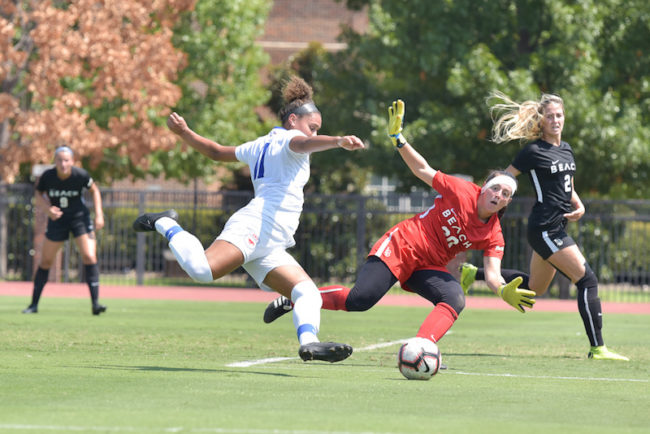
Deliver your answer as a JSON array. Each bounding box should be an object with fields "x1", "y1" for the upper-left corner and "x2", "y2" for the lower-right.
[
  {"x1": 0, "y1": 426, "x2": 389, "y2": 434},
  {"x1": 451, "y1": 371, "x2": 649, "y2": 383},
  {"x1": 226, "y1": 338, "x2": 648, "y2": 384},
  {"x1": 226, "y1": 356, "x2": 296, "y2": 367},
  {"x1": 225, "y1": 339, "x2": 407, "y2": 368}
]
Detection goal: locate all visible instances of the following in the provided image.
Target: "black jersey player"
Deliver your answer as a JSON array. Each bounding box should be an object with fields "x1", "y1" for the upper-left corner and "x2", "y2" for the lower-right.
[
  {"x1": 459, "y1": 91, "x2": 628, "y2": 361},
  {"x1": 23, "y1": 146, "x2": 106, "y2": 315}
]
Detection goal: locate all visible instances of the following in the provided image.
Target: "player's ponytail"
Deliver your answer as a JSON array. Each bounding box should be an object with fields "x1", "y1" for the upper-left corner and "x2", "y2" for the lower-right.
[
  {"x1": 278, "y1": 76, "x2": 320, "y2": 125},
  {"x1": 487, "y1": 91, "x2": 563, "y2": 144}
]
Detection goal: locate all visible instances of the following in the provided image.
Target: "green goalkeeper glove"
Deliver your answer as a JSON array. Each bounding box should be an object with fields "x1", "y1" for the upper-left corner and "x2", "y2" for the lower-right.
[
  {"x1": 387, "y1": 99, "x2": 406, "y2": 147},
  {"x1": 497, "y1": 277, "x2": 536, "y2": 313}
]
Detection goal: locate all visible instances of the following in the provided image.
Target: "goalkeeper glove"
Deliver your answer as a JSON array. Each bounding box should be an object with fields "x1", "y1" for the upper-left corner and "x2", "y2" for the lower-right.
[
  {"x1": 497, "y1": 277, "x2": 536, "y2": 313},
  {"x1": 387, "y1": 99, "x2": 407, "y2": 148}
]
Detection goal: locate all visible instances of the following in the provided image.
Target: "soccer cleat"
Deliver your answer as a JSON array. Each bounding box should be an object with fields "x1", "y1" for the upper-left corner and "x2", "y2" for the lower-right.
[
  {"x1": 299, "y1": 342, "x2": 353, "y2": 363},
  {"x1": 132, "y1": 209, "x2": 179, "y2": 232},
  {"x1": 459, "y1": 263, "x2": 478, "y2": 294},
  {"x1": 92, "y1": 304, "x2": 107, "y2": 316},
  {"x1": 588, "y1": 345, "x2": 629, "y2": 361},
  {"x1": 263, "y1": 296, "x2": 293, "y2": 323},
  {"x1": 22, "y1": 305, "x2": 38, "y2": 314}
]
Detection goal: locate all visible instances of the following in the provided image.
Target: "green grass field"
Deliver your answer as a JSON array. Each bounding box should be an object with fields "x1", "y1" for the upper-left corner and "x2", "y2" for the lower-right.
[{"x1": 1, "y1": 295, "x2": 649, "y2": 434}]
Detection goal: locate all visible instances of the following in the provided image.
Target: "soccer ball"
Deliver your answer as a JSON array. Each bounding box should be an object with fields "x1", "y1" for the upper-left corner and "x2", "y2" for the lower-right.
[{"x1": 397, "y1": 337, "x2": 441, "y2": 380}]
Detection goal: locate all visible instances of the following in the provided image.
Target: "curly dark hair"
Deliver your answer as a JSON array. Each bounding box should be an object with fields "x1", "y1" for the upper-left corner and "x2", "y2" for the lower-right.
[{"x1": 277, "y1": 76, "x2": 315, "y2": 124}]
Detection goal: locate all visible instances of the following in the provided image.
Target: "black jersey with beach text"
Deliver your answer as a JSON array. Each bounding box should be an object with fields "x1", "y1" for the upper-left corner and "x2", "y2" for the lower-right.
[
  {"x1": 511, "y1": 139, "x2": 576, "y2": 229},
  {"x1": 36, "y1": 166, "x2": 93, "y2": 217}
]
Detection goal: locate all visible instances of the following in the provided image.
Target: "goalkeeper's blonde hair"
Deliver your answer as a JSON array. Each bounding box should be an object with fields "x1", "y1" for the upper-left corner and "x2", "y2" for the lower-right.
[{"x1": 488, "y1": 91, "x2": 564, "y2": 144}]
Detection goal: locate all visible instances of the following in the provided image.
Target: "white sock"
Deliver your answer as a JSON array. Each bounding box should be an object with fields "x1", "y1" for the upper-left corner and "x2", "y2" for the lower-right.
[
  {"x1": 155, "y1": 217, "x2": 179, "y2": 237},
  {"x1": 291, "y1": 280, "x2": 322, "y2": 345},
  {"x1": 167, "y1": 231, "x2": 213, "y2": 283}
]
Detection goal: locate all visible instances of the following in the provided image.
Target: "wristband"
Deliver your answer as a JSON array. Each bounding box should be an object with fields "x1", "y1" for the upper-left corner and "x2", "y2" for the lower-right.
[{"x1": 396, "y1": 135, "x2": 407, "y2": 148}]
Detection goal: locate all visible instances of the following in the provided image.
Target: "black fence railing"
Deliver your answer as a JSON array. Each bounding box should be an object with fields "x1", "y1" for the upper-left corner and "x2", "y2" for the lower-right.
[{"x1": 1, "y1": 183, "x2": 649, "y2": 302}]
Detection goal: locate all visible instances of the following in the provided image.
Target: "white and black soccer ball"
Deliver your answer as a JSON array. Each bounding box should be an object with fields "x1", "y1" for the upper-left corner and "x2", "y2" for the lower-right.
[{"x1": 397, "y1": 337, "x2": 442, "y2": 380}]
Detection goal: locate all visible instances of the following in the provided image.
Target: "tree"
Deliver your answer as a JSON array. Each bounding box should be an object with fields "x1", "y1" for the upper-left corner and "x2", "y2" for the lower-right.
[
  {"x1": 150, "y1": 0, "x2": 273, "y2": 186},
  {"x1": 318, "y1": 0, "x2": 650, "y2": 198},
  {"x1": 0, "y1": 0, "x2": 195, "y2": 183},
  {"x1": 266, "y1": 43, "x2": 374, "y2": 194}
]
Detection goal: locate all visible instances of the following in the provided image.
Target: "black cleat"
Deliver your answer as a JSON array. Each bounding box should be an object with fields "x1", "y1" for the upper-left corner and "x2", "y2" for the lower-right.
[
  {"x1": 263, "y1": 296, "x2": 293, "y2": 323},
  {"x1": 299, "y1": 342, "x2": 353, "y2": 363},
  {"x1": 132, "y1": 209, "x2": 179, "y2": 232},
  {"x1": 22, "y1": 305, "x2": 38, "y2": 314},
  {"x1": 92, "y1": 304, "x2": 107, "y2": 315}
]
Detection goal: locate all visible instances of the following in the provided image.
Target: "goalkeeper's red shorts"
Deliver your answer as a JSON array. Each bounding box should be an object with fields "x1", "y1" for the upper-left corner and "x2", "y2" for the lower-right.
[{"x1": 369, "y1": 226, "x2": 447, "y2": 286}]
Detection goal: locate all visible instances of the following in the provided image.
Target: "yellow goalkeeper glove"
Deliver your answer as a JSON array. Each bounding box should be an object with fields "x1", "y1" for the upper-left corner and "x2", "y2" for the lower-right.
[
  {"x1": 387, "y1": 99, "x2": 407, "y2": 148},
  {"x1": 497, "y1": 277, "x2": 536, "y2": 313}
]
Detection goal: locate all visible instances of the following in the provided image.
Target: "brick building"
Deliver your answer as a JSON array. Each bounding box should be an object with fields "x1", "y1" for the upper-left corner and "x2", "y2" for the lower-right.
[{"x1": 259, "y1": 0, "x2": 367, "y2": 64}]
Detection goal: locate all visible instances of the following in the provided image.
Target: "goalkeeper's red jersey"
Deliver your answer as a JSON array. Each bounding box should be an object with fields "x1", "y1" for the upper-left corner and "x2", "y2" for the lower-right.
[{"x1": 368, "y1": 171, "x2": 505, "y2": 283}]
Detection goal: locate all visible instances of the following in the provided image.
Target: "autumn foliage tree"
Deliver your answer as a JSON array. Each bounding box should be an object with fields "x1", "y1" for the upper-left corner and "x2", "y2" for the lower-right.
[{"x1": 0, "y1": 0, "x2": 196, "y2": 183}]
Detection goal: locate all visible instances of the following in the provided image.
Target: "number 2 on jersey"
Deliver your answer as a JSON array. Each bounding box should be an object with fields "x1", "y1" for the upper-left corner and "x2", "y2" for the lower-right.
[{"x1": 564, "y1": 174, "x2": 571, "y2": 193}]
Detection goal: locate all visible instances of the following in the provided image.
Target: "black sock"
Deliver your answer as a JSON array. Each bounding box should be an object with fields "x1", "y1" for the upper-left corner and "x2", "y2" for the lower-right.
[
  {"x1": 85, "y1": 264, "x2": 100, "y2": 306},
  {"x1": 577, "y1": 287, "x2": 603, "y2": 347},
  {"x1": 476, "y1": 268, "x2": 530, "y2": 289},
  {"x1": 501, "y1": 269, "x2": 530, "y2": 289},
  {"x1": 31, "y1": 267, "x2": 49, "y2": 307}
]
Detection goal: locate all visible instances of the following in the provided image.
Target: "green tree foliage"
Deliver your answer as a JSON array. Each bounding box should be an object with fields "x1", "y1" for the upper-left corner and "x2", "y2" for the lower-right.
[
  {"x1": 149, "y1": 0, "x2": 273, "y2": 186},
  {"x1": 320, "y1": 0, "x2": 650, "y2": 198},
  {"x1": 266, "y1": 43, "x2": 374, "y2": 194}
]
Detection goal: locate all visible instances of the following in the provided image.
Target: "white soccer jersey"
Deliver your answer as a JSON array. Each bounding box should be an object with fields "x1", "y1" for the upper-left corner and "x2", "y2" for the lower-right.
[{"x1": 232, "y1": 127, "x2": 310, "y2": 250}]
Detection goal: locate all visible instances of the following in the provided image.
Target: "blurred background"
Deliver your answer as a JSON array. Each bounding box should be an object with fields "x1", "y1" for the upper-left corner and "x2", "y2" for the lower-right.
[{"x1": 1, "y1": 0, "x2": 648, "y2": 301}]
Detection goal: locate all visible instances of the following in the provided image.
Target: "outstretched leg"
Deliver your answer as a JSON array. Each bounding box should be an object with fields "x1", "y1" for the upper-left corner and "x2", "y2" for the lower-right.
[
  {"x1": 134, "y1": 209, "x2": 242, "y2": 282},
  {"x1": 262, "y1": 256, "x2": 397, "y2": 323}
]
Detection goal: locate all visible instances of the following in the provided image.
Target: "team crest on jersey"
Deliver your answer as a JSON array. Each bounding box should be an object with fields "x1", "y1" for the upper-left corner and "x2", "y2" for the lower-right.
[{"x1": 246, "y1": 233, "x2": 259, "y2": 247}]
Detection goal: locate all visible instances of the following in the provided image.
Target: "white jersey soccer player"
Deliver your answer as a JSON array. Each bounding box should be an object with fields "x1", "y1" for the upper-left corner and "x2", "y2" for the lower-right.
[
  {"x1": 133, "y1": 75, "x2": 365, "y2": 362},
  {"x1": 218, "y1": 127, "x2": 314, "y2": 290}
]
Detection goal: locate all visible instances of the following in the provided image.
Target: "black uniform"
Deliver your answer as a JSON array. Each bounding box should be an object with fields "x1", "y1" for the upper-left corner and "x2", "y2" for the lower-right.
[
  {"x1": 512, "y1": 138, "x2": 605, "y2": 348},
  {"x1": 37, "y1": 166, "x2": 95, "y2": 241},
  {"x1": 24, "y1": 165, "x2": 106, "y2": 315},
  {"x1": 511, "y1": 139, "x2": 577, "y2": 259}
]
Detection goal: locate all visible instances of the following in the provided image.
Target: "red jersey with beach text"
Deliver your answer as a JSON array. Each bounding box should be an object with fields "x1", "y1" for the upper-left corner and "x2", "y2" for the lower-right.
[{"x1": 369, "y1": 171, "x2": 504, "y2": 282}]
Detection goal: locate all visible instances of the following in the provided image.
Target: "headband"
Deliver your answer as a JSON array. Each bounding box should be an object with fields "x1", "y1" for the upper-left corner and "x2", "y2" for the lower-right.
[
  {"x1": 282, "y1": 101, "x2": 320, "y2": 122},
  {"x1": 55, "y1": 146, "x2": 74, "y2": 156},
  {"x1": 481, "y1": 174, "x2": 517, "y2": 195}
]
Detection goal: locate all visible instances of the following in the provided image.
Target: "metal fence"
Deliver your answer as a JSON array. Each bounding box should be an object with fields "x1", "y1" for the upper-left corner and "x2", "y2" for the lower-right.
[{"x1": 1, "y1": 183, "x2": 649, "y2": 301}]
